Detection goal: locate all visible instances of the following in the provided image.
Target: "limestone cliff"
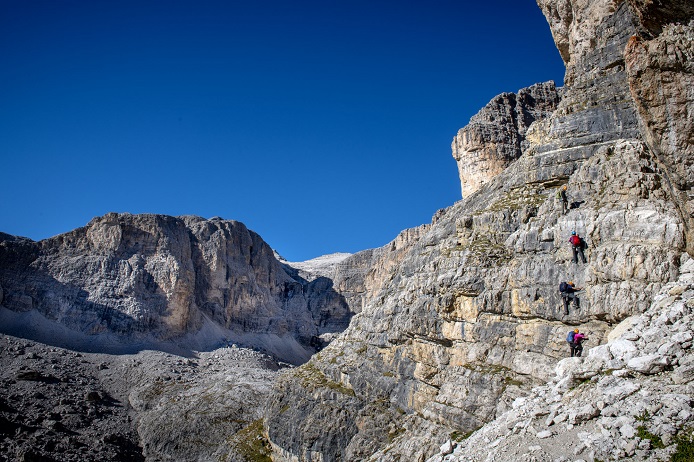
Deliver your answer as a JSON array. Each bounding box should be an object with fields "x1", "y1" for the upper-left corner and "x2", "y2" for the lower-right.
[
  {"x1": 427, "y1": 259, "x2": 694, "y2": 461},
  {"x1": 452, "y1": 81, "x2": 562, "y2": 198},
  {"x1": 264, "y1": 1, "x2": 693, "y2": 460},
  {"x1": 0, "y1": 213, "x2": 352, "y2": 363}
]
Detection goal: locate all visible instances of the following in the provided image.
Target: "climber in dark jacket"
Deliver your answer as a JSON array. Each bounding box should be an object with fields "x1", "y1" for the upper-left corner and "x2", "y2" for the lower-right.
[
  {"x1": 560, "y1": 281, "x2": 582, "y2": 315},
  {"x1": 558, "y1": 185, "x2": 569, "y2": 215},
  {"x1": 569, "y1": 231, "x2": 587, "y2": 263}
]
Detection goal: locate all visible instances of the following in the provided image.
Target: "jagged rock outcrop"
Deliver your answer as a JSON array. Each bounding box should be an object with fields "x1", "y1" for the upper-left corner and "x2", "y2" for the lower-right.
[
  {"x1": 0, "y1": 213, "x2": 352, "y2": 363},
  {"x1": 452, "y1": 81, "x2": 562, "y2": 198},
  {"x1": 264, "y1": 2, "x2": 693, "y2": 461}
]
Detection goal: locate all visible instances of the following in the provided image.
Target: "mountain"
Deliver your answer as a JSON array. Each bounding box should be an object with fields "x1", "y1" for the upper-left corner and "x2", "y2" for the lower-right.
[
  {"x1": 263, "y1": 1, "x2": 694, "y2": 460},
  {"x1": 0, "y1": 213, "x2": 353, "y2": 364},
  {"x1": 1, "y1": 0, "x2": 692, "y2": 460}
]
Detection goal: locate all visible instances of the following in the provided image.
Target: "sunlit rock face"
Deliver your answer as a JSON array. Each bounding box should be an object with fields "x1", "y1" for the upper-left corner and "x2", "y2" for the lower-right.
[
  {"x1": 264, "y1": 2, "x2": 694, "y2": 461},
  {"x1": 0, "y1": 213, "x2": 352, "y2": 363},
  {"x1": 624, "y1": 13, "x2": 694, "y2": 254},
  {"x1": 452, "y1": 81, "x2": 561, "y2": 199}
]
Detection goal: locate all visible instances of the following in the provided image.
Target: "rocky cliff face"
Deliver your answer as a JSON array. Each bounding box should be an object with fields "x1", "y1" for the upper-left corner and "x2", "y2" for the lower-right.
[
  {"x1": 264, "y1": 1, "x2": 694, "y2": 460},
  {"x1": 452, "y1": 81, "x2": 562, "y2": 198},
  {"x1": 427, "y1": 259, "x2": 694, "y2": 461},
  {"x1": 0, "y1": 213, "x2": 352, "y2": 364}
]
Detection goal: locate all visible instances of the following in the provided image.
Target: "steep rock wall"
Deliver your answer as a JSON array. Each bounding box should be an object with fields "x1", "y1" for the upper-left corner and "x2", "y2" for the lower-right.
[
  {"x1": 264, "y1": 2, "x2": 691, "y2": 460},
  {"x1": 331, "y1": 217, "x2": 441, "y2": 315},
  {"x1": 625, "y1": 16, "x2": 694, "y2": 253},
  {"x1": 0, "y1": 213, "x2": 351, "y2": 363}
]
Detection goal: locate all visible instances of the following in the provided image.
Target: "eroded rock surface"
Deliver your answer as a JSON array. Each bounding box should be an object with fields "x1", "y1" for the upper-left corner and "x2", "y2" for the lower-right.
[
  {"x1": 427, "y1": 257, "x2": 694, "y2": 462},
  {"x1": 0, "y1": 214, "x2": 351, "y2": 364},
  {"x1": 263, "y1": 2, "x2": 694, "y2": 461}
]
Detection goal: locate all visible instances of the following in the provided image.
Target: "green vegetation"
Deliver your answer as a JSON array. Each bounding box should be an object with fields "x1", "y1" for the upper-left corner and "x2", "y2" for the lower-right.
[
  {"x1": 450, "y1": 428, "x2": 478, "y2": 442},
  {"x1": 449, "y1": 234, "x2": 512, "y2": 263},
  {"x1": 636, "y1": 425, "x2": 665, "y2": 449},
  {"x1": 671, "y1": 428, "x2": 694, "y2": 462},
  {"x1": 503, "y1": 376, "x2": 523, "y2": 387},
  {"x1": 634, "y1": 411, "x2": 666, "y2": 450},
  {"x1": 292, "y1": 363, "x2": 355, "y2": 396},
  {"x1": 569, "y1": 377, "x2": 592, "y2": 391},
  {"x1": 229, "y1": 419, "x2": 272, "y2": 462},
  {"x1": 476, "y1": 188, "x2": 548, "y2": 215}
]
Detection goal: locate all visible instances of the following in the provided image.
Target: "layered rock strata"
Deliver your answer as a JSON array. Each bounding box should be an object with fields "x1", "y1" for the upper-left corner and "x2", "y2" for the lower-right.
[
  {"x1": 0, "y1": 213, "x2": 352, "y2": 363},
  {"x1": 427, "y1": 257, "x2": 694, "y2": 462},
  {"x1": 624, "y1": 15, "x2": 694, "y2": 254},
  {"x1": 452, "y1": 81, "x2": 562, "y2": 198},
  {"x1": 264, "y1": 1, "x2": 693, "y2": 460}
]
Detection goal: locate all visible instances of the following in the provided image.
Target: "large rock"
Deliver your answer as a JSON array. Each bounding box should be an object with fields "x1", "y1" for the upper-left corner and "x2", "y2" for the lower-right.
[
  {"x1": 0, "y1": 213, "x2": 352, "y2": 363},
  {"x1": 426, "y1": 262, "x2": 694, "y2": 462}
]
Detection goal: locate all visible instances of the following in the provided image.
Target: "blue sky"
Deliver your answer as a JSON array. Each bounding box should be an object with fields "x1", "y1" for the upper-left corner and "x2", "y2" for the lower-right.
[{"x1": 0, "y1": 0, "x2": 564, "y2": 262}]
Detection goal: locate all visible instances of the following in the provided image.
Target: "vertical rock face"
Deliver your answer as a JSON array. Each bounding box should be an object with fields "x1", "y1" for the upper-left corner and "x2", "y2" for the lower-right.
[
  {"x1": 264, "y1": 2, "x2": 693, "y2": 461},
  {"x1": 0, "y1": 213, "x2": 351, "y2": 363},
  {"x1": 332, "y1": 220, "x2": 436, "y2": 314},
  {"x1": 452, "y1": 82, "x2": 561, "y2": 198},
  {"x1": 624, "y1": 15, "x2": 694, "y2": 253}
]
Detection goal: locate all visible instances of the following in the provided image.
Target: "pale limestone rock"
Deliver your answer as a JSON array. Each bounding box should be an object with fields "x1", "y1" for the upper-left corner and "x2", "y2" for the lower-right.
[
  {"x1": 609, "y1": 339, "x2": 639, "y2": 361},
  {"x1": 0, "y1": 214, "x2": 352, "y2": 363},
  {"x1": 451, "y1": 82, "x2": 561, "y2": 198},
  {"x1": 627, "y1": 354, "x2": 669, "y2": 374},
  {"x1": 264, "y1": 1, "x2": 692, "y2": 456},
  {"x1": 625, "y1": 18, "x2": 694, "y2": 255},
  {"x1": 587, "y1": 344, "x2": 613, "y2": 362}
]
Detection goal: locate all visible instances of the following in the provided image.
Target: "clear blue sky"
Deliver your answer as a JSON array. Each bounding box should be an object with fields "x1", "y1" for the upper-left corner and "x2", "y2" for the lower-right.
[{"x1": 0, "y1": 0, "x2": 564, "y2": 262}]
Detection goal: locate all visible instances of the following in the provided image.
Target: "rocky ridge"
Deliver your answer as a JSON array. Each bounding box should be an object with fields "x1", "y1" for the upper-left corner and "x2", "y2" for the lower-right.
[{"x1": 452, "y1": 81, "x2": 562, "y2": 198}]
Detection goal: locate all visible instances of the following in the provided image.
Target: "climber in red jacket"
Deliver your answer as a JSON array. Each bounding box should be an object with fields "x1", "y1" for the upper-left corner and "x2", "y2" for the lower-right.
[{"x1": 569, "y1": 231, "x2": 587, "y2": 264}]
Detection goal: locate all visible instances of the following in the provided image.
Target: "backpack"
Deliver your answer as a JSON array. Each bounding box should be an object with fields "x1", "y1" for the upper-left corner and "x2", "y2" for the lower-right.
[
  {"x1": 569, "y1": 235, "x2": 581, "y2": 246},
  {"x1": 567, "y1": 331, "x2": 575, "y2": 342},
  {"x1": 559, "y1": 281, "x2": 569, "y2": 293}
]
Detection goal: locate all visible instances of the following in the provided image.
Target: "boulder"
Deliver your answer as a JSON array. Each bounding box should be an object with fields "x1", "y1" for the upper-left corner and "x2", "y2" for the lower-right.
[{"x1": 627, "y1": 354, "x2": 669, "y2": 374}]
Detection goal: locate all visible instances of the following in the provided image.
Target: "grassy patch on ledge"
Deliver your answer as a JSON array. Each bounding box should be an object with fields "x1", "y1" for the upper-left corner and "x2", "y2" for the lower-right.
[
  {"x1": 292, "y1": 363, "x2": 355, "y2": 396},
  {"x1": 450, "y1": 427, "x2": 479, "y2": 442},
  {"x1": 672, "y1": 427, "x2": 694, "y2": 462},
  {"x1": 229, "y1": 419, "x2": 272, "y2": 462},
  {"x1": 448, "y1": 234, "x2": 512, "y2": 263},
  {"x1": 475, "y1": 188, "x2": 548, "y2": 215}
]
